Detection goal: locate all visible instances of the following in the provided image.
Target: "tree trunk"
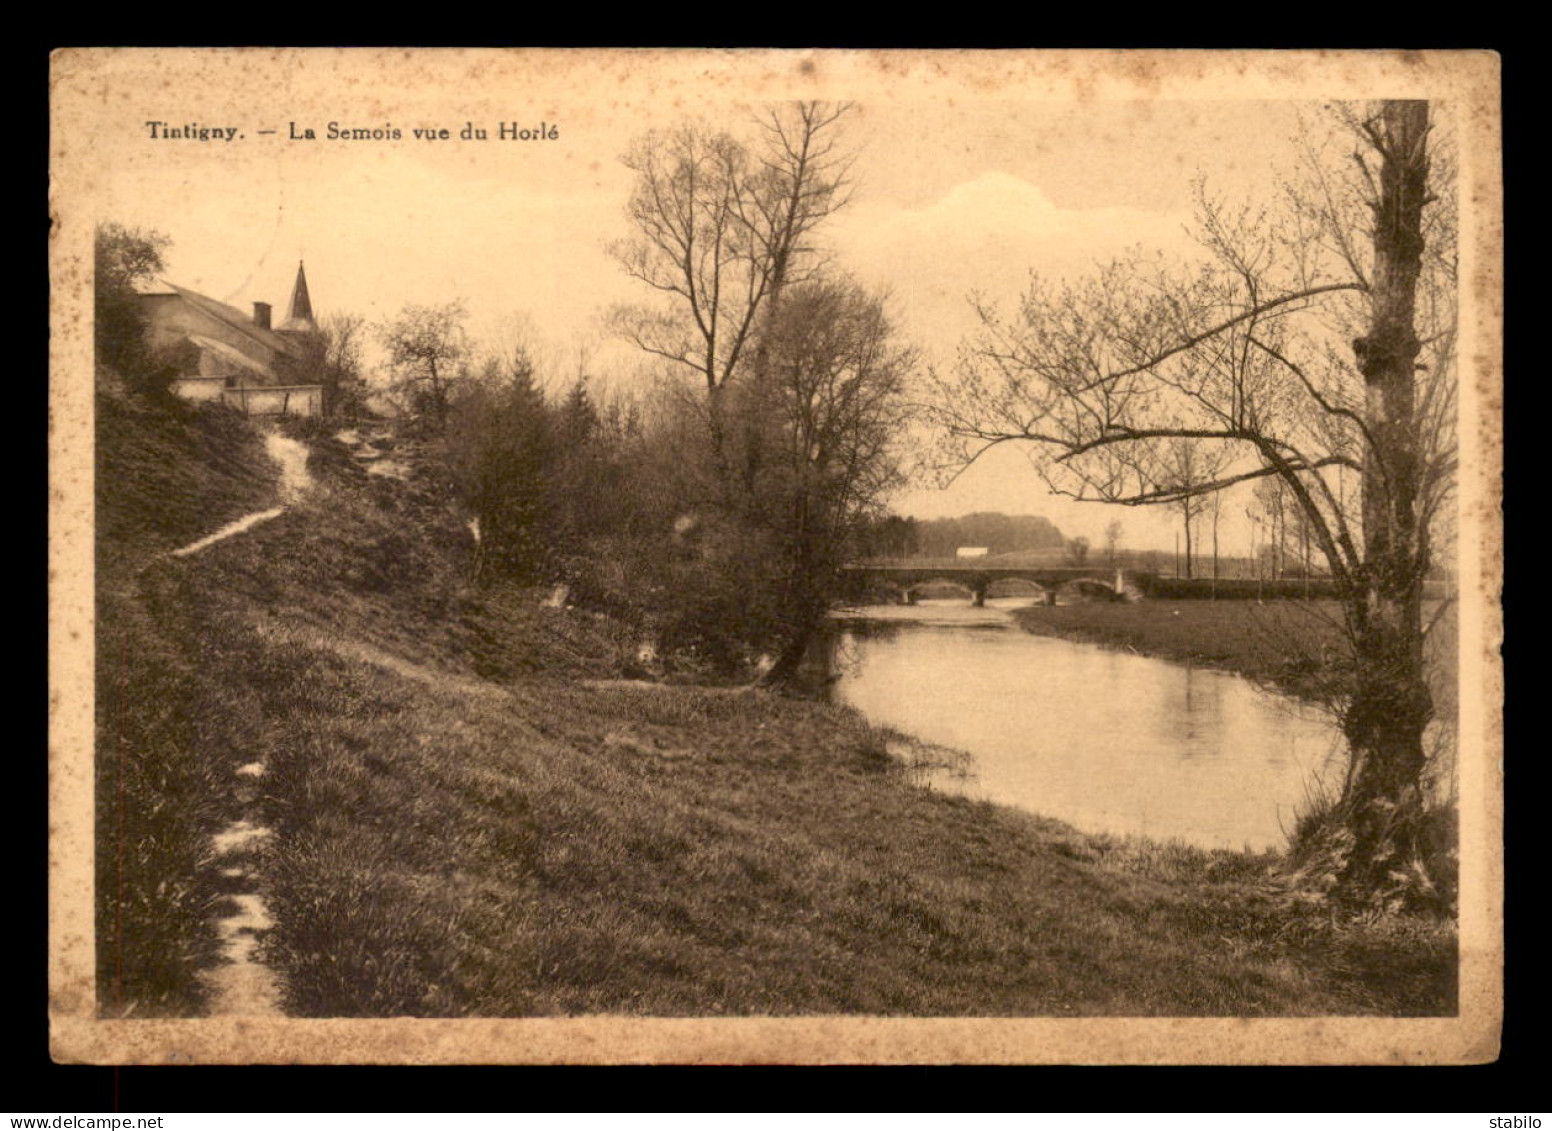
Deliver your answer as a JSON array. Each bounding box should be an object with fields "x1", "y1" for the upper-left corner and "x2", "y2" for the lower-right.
[
  {"x1": 1275, "y1": 505, "x2": 1284, "y2": 578},
  {"x1": 1211, "y1": 503, "x2": 1220, "y2": 588},
  {"x1": 1181, "y1": 502, "x2": 1194, "y2": 580},
  {"x1": 764, "y1": 617, "x2": 819, "y2": 688},
  {"x1": 1302, "y1": 521, "x2": 1311, "y2": 598},
  {"x1": 766, "y1": 500, "x2": 827, "y2": 689},
  {"x1": 1336, "y1": 99, "x2": 1436, "y2": 903}
]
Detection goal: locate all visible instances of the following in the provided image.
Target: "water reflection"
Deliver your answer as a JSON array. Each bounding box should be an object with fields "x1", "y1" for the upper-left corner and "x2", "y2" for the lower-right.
[{"x1": 824, "y1": 600, "x2": 1343, "y2": 851}]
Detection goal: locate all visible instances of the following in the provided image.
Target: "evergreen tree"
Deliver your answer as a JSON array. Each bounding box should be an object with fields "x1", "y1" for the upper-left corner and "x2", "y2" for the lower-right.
[{"x1": 445, "y1": 351, "x2": 556, "y2": 584}]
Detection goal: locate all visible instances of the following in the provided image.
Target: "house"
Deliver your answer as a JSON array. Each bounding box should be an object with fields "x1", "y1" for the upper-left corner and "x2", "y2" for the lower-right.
[
  {"x1": 141, "y1": 261, "x2": 326, "y2": 416},
  {"x1": 955, "y1": 547, "x2": 990, "y2": 559}
]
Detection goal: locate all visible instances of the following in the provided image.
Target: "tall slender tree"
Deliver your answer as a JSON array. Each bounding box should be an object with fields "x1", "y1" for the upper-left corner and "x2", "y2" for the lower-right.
[
  {"x1": 929, "y1": 101, "x2": 1456, "y2": 905},
  {"x1": 611, "y1": 102, "x2": 853, "y2": 490},
  {"x1": 746, "y1": 277, "x2": 917, "y2": 682}
]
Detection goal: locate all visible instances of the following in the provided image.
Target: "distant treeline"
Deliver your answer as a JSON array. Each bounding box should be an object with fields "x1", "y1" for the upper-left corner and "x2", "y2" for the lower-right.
[{"x1": 853, "y1": 512, "x2": 1066, "y2": 559}]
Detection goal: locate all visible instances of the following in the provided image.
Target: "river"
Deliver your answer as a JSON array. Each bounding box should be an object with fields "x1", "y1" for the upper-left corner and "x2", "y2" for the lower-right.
[{"x1": 823, "y1": 599, "x2": 1345, "y2": 852}]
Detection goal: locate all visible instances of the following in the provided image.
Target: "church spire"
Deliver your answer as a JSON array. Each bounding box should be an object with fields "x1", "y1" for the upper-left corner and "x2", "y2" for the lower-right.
[{"x1": 279, "y1": 260, "x2": 318, "y2": 334}]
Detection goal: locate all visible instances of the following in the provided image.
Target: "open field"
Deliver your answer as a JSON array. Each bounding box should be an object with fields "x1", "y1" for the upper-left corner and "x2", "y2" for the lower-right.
[{"x1": 95, "y1": 395, "x2": 1458, "y2": 1018}]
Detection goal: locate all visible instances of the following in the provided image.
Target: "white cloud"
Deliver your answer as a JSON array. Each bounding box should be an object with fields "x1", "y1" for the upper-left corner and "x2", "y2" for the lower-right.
[
  {"x1": 840, "y1": 172, "x2": 1206, "y2": 541},
  {"x1": 832, "y1": 170, "x2": 1198, "y2": 360}
]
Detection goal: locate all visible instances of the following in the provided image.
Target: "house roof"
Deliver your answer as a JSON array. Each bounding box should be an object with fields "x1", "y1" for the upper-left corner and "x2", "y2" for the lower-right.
[
  {"x1": 131, "y1": 275, "x2": 177, "y2": 296},
  {"x1": 186, "y1": 333, "x2": 273, "y2": 376},
  {"x1": 154, "y1": 280, "x2": 305, "y2": 358}
]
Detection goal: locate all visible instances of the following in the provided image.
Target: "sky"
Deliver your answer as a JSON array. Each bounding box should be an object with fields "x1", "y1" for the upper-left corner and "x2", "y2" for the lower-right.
[{"x1": 81, "y1": 53, "x2": 1323, "y2": 552}]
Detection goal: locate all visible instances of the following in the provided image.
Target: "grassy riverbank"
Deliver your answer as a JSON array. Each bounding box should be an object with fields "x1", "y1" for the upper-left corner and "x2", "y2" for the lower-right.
[
  {"x1": 1014, "y1": 598, "x2": 1458, "y2": 716},
  {"x1": 95, "y1": 394, "x2": 1458, "y2": 1018},
  {"x1": 1013, "y1": 600, "x2": 1349, "y2": 702}
]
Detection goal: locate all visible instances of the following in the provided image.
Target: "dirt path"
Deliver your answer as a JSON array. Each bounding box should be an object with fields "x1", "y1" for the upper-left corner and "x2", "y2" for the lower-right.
[
  {"x1": 172, "y1": 427, "x2": 313, "y2": 1014},
  {"x1": 193, "y1": 667, "x2": 290, "y2": 1016},
  {"x1": 264, "y1": 431, "x2": 313, "y2": 501},
  {"x1": 170, "y1": 429, "x2": 313, "y2": 557},
  {"x1": 170, "y1": 507, "x2": 287, "y2": 557},
  {"x1": 196, "y1": 752, "x2": 287, "y2": 1017}
]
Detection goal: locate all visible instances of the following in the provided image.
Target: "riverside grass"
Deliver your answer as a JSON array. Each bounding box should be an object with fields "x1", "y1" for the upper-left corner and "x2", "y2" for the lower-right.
[
  {"x1": 95, "y1": 393, "x2": 1457, "y2": 1018},
  {"x1": 1015, "y1": 600, "x2": 1348, "y2": 700},
  {"x1": 1012, "y1": 598, "x2": 1458, "y2": 712}
]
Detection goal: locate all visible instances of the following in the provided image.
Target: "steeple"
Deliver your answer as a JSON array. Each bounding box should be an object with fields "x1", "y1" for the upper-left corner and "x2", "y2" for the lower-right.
[{"x1": 278, "y1": 260, "x2": 319, "y2": 334}]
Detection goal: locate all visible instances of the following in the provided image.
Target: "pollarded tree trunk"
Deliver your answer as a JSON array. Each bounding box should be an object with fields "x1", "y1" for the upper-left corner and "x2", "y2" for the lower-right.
[
  {"x1": 764, "y1": 605, "x2": 825, "y2": 688},
  {"x1": 763, "y1": 493, "x2": 830, "y2": 690},
  {"x1": 1337, "y1": 100, "x2": 1436, "y2": 903}
]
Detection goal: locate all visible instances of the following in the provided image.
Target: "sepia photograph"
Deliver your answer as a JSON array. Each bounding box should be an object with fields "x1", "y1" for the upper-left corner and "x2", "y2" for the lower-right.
[{"x1": 48, "y1": 48, "x2": 1503, "y2": 1064}]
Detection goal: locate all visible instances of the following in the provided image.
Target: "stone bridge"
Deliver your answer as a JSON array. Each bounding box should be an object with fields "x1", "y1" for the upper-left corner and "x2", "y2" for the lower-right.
[{"x1": 840, "y1": 560, "x2": 1154, "y2": 606}]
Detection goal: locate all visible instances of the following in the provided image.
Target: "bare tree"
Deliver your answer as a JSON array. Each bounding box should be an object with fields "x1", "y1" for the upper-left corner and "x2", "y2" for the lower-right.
[
  {"x1": 611, "y1": 102, "x2": 854, "y2": 483},
  {"x1": 1154, "y1": 437, "x2": 1233, "y2": 580},
  {"x1": 1251, "y1": 475, "x2": 1290, "y2": 578},
  {"x1": 315, "y1": 312, "x2": 367, "y2": 418},
  {"x1": 377, "y1": 301, "x2": 471, "y2": 430},
  {"x1": 1103, "y1": 518, "x2": 1124, "y2": 566},
  {"x1": 1208, "y1": 487, "x2": 1224, "y2": 585},
  {"x1": 928, "y1": 101, "x2": 1456, "y2": 906}
]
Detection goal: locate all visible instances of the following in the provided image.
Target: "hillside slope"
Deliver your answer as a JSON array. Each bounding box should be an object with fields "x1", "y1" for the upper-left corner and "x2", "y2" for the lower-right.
[{"x1": 94, "y1": 392, "x2": 1456, "y2": 1018}]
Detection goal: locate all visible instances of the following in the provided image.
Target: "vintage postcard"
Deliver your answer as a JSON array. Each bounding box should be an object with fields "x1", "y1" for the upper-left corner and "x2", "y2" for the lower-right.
[{"x1": 49, "y1": 48, "x2": 1503, "y2": 1064}]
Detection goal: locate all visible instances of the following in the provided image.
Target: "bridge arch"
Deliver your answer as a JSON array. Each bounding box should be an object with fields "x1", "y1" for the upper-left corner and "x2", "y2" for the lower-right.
[
  {"x1": 896, "y1": 575, "x2": 1123, "y2": 607},
  {"x1": 895, "y1": 576, "x2": 982, "y2": 606},
  {"x1": 983, "y1": 576, "x2": 1051, "y2": 600},
  {"x1": 843, "y1": 561, "x2": 1141, "y2": 607},
  {"x1": 1056, "y1": 577, "x2": 1122, "y2": 601}
]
